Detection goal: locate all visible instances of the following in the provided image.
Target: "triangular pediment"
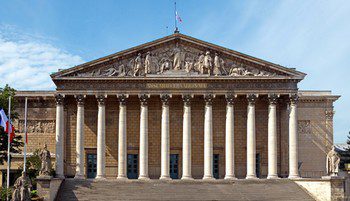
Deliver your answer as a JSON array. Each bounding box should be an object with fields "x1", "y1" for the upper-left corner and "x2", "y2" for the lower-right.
[{"x1": 51, "y1": 33, "x2": 306, "y2": 80}]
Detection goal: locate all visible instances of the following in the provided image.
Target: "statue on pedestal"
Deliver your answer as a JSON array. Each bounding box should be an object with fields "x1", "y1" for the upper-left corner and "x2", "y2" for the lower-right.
[
  {"x1": 39, "y1": 144, "x2": 52, "y2": 176},
  {"x1": 326, "y1": 146, "x2": 340, "y2": 176},
  {"x1": 12, "y1": 171, "x2": 32, "y2": 201}
]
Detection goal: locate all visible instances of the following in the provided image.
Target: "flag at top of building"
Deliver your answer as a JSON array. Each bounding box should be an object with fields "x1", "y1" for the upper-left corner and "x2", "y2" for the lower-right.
[
  {"x1": 176, "y1": 11, "x2": 182, "y2": 23},
  {"x1": 0, "y1": 108, "x2": 15, "y2": 142}
]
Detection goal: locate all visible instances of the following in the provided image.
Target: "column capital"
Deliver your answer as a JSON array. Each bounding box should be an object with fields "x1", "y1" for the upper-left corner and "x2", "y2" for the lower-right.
[
  {"x1": 182, "y1": 94, "x2": 193, "y2": 106},
  {"x1": 118, "y1": 94, "x2": 129, "y2": 105},
  {"x1": 139, "y1": 94, "x2": 150, "y2": 106},
  {"x1": 96, "y1": 95, "x2": 107, "y2": 106},
  {"x1": 225, "y1": 94, "x2": 237, "y2": 105},
  {"x1": 247, "y1": 94, "x2": 258, "y2": 105},
  {"x1": 289, "y1": 94, "x2": 299, "y2": 105},
  {"x1": 160, "y1": 94, "x2": 172, "y2": 106},
  {"x1": 75, "y1": 95, "x2": 86, "y2": 106},
  {"x1": 204, "y1": 94, "x2": 215, "y2": 106},
  {"x1": 268, "y1": 94, "x2": 280, "y2": 105},
  {"x1": 55, "y1": 94, "x2": 65, "y2": 105}
]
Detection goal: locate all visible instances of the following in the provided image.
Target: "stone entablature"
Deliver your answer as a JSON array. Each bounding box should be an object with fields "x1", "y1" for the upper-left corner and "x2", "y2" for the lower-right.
[{"x1": 53, "y1": 78, "x2": 299, "y2": 95}]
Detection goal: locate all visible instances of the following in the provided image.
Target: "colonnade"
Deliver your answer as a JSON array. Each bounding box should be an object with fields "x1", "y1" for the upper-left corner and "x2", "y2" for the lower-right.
[{"x1": 54, "y1": 93, "x2": 299, "y2": 180}]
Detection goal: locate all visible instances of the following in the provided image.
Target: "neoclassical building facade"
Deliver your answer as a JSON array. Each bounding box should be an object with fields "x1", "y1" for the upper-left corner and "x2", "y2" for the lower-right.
[{"x1": 2, "y1": 33, "x2": 339, "y2": 183}]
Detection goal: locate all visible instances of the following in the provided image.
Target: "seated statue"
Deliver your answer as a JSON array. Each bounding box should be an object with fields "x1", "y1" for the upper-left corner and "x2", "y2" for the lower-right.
[{"x1": 12, "y1": 171, "x2": 32, "y2": 201}]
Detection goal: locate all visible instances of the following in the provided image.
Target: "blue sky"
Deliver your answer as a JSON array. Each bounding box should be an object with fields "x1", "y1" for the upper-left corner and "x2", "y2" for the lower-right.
[{"x1": 0, "y1": 0, "x2": 349, "y2": 143}]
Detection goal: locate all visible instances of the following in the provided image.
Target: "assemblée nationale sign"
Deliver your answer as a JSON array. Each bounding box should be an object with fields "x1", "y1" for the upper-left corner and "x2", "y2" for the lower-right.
[{"x1": 146, "y1": 83, "x2": 207, "y2": 89}]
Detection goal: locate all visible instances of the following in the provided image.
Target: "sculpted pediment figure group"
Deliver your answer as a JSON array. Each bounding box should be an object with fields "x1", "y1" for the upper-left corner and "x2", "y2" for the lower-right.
[{"x1": 74, "y1": 42, "x2": 278, "y2": 78}]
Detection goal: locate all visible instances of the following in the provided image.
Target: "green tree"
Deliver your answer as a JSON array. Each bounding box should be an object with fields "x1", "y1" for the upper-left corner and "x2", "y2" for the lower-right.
[
  {"x1": 347, "y1": 131, "x2": 350, "y2": 152},
  {"x1": 0, "y1": 84, "x2": 24, "y2": 164}
]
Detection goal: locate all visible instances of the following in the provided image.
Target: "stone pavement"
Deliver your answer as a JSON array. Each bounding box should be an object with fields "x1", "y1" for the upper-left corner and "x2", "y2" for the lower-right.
[{"x1": 56, "y1": 179, "x2": 315, "y2": 201}]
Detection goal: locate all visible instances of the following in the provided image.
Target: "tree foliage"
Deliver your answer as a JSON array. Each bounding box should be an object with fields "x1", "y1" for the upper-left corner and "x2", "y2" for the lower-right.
[
  {"x1": 0, "y1": 85, "x2": 24, "y2": 164},
  {"x1": 347, "y1": 131, "x2": 350, "y2": 152}
]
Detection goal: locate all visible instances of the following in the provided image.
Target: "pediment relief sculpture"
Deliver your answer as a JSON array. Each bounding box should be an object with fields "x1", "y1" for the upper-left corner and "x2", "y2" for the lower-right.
[
  {"x1": 52, "y1": 34, "x2": 305, "y2": 79},
  {"x1": 73, "y1": 43, "x2": 279, "y2": 78}
]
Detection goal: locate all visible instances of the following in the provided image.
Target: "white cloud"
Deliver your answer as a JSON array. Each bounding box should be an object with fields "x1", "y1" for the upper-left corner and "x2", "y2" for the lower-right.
[{"x1": 0, "y1": 26, "x2": 84, "y2": 90}]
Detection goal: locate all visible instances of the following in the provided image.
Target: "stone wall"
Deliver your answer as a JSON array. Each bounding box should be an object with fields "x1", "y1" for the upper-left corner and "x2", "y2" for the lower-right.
[{"x1": 297, "y1": 98, "x2": 334, "y2": 178}]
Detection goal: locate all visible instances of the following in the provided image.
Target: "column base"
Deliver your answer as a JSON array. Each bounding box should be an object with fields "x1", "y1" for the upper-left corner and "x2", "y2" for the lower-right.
[
  {"x1": 181, "y1": 176, "x2": 194, "y2": 180},
  {"x1": 117, "y1": 175, "x2": 128, "y2": 180},
  {"x1": 267, "y1": 175, "x2": 280, "y2": 179},
  {"x1": 159, "y1": 175, "x2": 172, "y2": 180},
  {"x1": 138, "y1": 176, "x2": 150, "y2": 180},
  {"x1": 224, "y1": 175, "x2": 237, "y2": 180},
  {"x1": 202, "y1": 175, "x2": 215, "y2": 180},
  {"x1": 246, "y1": 175, "x2": 258, "y2": 180},
  {"x1": 95, "y1": 175, "x2": 106, "y2": 180},
  {"x1": 74, "y1": 174, "x2": 85, "y2": 179},
  {"x1": 288, "y1": 175, "x2": 301, "y2": 180}
]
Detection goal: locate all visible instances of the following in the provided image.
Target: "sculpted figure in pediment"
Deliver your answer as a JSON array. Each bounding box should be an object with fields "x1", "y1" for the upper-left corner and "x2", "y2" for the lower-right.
[
  {"x1": 144, "y1": 51, "x2": 152, "y2": 74},
  {"x1": 229, "y1": 63, "x2": 245, "y2": 76},
  {"x1": 133, "y1": 53, "x2": 143, "y2": 76},
  {"x1": 202, "y1": 51, "x2": 212, "y2": 75},
  {"x1": 172, "y1": 43, "x2": 183, "y2": 70},
  {"x1": 118, "y1": 64, "x2": 127, "y2": 77},
  {"x1": 185, "y1": 59, "x2": 194, "y2": 73},
  {"x1": 159, "y1": 57, "x2": 172, "y2": 74},
  {"x1": 194, "y1": 53, "x2": 204, "y2": 73},
  {"x1": 213, "y1": 53, "x2": 226, "y2": 76},
  {"x1": 100, "y1": 66, "x2": 118, "y2": 77}
]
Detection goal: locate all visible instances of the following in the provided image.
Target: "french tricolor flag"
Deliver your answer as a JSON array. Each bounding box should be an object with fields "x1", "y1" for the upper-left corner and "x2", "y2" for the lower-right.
[
  {"x1": 176, "y1": 11, "x2": 183, "y2": 23},
  {"x1": 0, "y1": 108, "x2": 15, "y2": 143}
]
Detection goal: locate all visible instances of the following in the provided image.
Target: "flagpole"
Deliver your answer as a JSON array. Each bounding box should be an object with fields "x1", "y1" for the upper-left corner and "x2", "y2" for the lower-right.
[
  {"x1": 24, "y1": 97, "x2": 28, "y2": 172},
  {"x1": 174, "y1": 1, "x2": 178, "y2": 33},
  {"x1": 6, "y1": 96, "x2": 11, "y2": 199}
]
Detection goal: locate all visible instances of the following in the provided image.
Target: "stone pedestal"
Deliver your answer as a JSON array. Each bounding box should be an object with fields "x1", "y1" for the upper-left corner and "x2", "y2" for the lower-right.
[
  {"x1": 294, "y1": 177, "x2": 346, "y2": 201},
  {"x1": 36, "y1": 176, "x2": 63, "y2": 201}
]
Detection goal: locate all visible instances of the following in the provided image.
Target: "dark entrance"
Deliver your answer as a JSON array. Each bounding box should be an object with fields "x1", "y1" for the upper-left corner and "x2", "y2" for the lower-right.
[
  {"x1": 127, "y1": 154, "x2": 138, "y2": 179},
  {"x1": 213, "y1": 154, "x2": 219, "y2": 179},
  {"x1": 256, "y1": 153, "x2": 261, "y2": 178},
  {"x1": 170, "y1": 154, "x2": 179, "y2": 179},
  {"x1": 87, "y1": 154, "x2": 97, "y2": 178}
]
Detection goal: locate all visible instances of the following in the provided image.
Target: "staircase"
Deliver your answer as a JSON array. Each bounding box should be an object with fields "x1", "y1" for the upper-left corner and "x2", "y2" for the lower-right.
[{"x1": 56, "y1": 178, "x2": 315, "y2": 201}]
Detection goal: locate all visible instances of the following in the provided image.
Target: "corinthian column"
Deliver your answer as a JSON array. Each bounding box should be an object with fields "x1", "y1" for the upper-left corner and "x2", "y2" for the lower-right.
[
  {"x1": 288, "y1": 94, "x2": 300, "y2": 179},
  {"x1": 225, "y1": 94, "x2": 236, "y2": 180},
  {"x1": 181, "y1": 94, "x2": 193, "y2": 180},
  {"x1": 117, "y1": 94, "x2": 128, "y2": 179},
  {"x1": 203, "y1": 94, "x2": 215, "y2": 180},
  {"x1": 160, "y1": 94, "x2": 171, "y2": 180},
  {"x1": 96, "y1": 95, "x2": 106, "y2": 179},
  {"x1": 267, "y1": 94, "x2": 279, "y2": 179},
  {"x1": 55, "y1": 94, "x2": 65, "y2": 179},
  {"x1": 75, "y1": 95, "x2": 85, "y2": 179},
  {"x1": 246, "y1": 94, "x2": 258, "y2": 179},
  {"x1": 138, "y1": 94, "x2": 150, "y2": 180}
]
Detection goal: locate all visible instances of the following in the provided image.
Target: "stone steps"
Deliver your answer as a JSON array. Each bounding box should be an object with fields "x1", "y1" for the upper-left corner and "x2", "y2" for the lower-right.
[{"x1": 56, "y1": 179, "x2": 315, "y2": 201}]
